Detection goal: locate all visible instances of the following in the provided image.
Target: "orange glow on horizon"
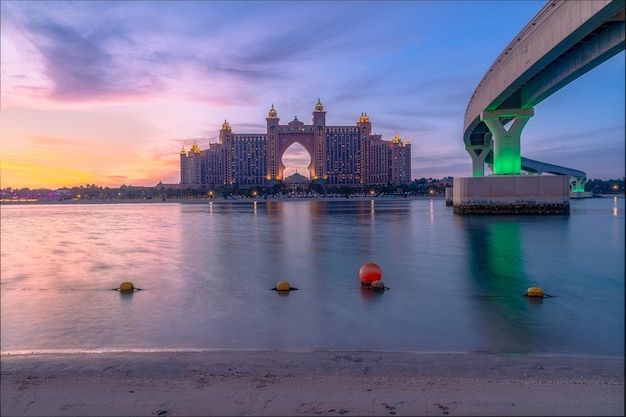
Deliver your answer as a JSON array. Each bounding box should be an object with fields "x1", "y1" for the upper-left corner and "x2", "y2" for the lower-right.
[
  {"x1": 0, "y1": 103, "x2": 191, "y2": 189},
  {"x1": 1, "y1": 158, "x2": 180, "y2": 190},
  {"x1": 1, "y1": 161, "x2": 92, "y2": 188}
]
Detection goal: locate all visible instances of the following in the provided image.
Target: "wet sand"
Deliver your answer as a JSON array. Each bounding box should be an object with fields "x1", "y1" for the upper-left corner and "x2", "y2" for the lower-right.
[{"x1": 1, "y1": 350, "x2": 623, "y2": 416}]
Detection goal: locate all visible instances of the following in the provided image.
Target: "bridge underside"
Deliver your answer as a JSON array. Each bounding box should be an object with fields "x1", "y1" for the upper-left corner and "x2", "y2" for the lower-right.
[
  {"x1": 458, "y1": 0, "x2": 624, "y2": 213},
  {"x1": 465, "y1": 2, "x2": 625, "y2": 146},
  {"x1": 482, "y1": 154, "x2": 588, "y2": 192}
]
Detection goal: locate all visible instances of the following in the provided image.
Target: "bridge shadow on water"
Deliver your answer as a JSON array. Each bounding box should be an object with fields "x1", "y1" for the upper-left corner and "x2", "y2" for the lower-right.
[{"x1": 456, "y1": 215, "x2": 568, "y2": 353}]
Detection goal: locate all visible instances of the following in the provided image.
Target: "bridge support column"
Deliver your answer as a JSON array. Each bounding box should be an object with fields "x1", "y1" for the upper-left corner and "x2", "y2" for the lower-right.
[
  {"x1": 481, "y1": 108, "x2": 534, "y2": 175},
  {"x1": 465, "y1": 145, "x2": 490, "y2": 177},
  {"x1": 570, "y1": 176, "x2": 586, "y2": 193}
]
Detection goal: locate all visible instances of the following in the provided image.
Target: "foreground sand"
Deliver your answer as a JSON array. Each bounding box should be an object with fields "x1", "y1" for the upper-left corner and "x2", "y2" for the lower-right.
[{"x1": 1, "y1": 350, "x2": 623, "y2": 416}]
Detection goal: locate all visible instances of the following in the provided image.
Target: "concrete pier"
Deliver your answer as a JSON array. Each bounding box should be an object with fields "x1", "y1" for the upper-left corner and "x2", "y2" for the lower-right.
[
  {"x1": 445, "y1": 187, "x2": 454, "y2": 206},
  {"x1": 452, "y1": 175, "x2": 569, "y2": 215}
]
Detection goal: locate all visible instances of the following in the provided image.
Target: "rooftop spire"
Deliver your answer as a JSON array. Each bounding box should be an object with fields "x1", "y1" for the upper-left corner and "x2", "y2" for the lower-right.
[
  {"x1": 314, "y1": 98, "x2": 325, "y2": 112},
  {"x1": 268, "y1": 104, "x2": 278, "y2": 118}
]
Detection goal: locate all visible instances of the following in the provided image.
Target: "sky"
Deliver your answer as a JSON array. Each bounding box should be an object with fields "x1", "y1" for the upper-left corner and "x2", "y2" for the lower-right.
[{"x1": 1, "y1": 0, "x2": 624, "y2": 190}]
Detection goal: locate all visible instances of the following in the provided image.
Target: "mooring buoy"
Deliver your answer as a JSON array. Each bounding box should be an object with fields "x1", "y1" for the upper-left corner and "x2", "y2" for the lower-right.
[
  {"x1": 271, "y1": 281, "x2": 298, "y2": 291},
  {"x1": 359, "y1": 263, "x2": 382, "y2": 286}
]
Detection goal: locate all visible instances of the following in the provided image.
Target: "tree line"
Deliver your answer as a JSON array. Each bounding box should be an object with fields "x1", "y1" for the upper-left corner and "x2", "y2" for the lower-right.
[
  {"x1": 1, "y1": 177, "x2": 622, "y2": 201},
  {"x1": 1, "y1": 178, "x2": 452, "y2": 201}
]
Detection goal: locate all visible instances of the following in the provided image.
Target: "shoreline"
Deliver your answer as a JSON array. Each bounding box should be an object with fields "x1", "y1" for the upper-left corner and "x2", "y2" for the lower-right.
[
  {"x1": 2, "y1": 194, "x2": 621, "y2": 206},
  {"x1": 0, "y1": 195, "x2": 445, "y2": 205},
  {"x1": 2, "y1": 350, "x2": 623, "y2": 416}
]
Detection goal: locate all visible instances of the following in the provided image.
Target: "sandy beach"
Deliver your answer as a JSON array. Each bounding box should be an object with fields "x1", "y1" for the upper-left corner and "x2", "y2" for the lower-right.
[{"x1": 1, "y1": 350, "x2": 623, "y2": 416}]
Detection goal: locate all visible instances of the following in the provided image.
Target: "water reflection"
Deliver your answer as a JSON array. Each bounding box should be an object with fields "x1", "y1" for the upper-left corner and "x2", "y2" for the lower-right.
[
  {"x1": 429, "y1": 199, "x2": 434, "y2": 224},
  {"x1": 1, "y1": 199, "x2": 622, "y2": 355},
  {"x1": 460, "y1": 216, "x2": 536, "y2": 353},
  {"x1": 359, "y1": 286, "x2": 384, "y2": 303},
  {"x1": 119, "y1": 290, "x2": 135, "y2": 303},
  {"x1": 309, "y1": 200, "x2": 328, "y2": 216}
]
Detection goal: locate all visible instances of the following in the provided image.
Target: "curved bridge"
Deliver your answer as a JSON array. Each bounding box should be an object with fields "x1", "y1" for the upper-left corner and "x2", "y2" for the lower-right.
[{"x1": 463, "y1": 0, "x2": 625, "y2": 191}]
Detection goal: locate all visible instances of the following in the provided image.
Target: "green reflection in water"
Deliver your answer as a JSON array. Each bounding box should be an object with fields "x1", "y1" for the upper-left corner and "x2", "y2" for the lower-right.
[{"x1": 464, "y1": 217, "x2": 537, "y2": 352}]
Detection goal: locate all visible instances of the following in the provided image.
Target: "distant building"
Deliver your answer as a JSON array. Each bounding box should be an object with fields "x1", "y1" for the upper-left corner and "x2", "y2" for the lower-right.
[
  {"x1": 284, "y1": 170, "x2": 309, "y2": 184},
  {"x1": 180, "y1": 100, "x2": 411, "y2": 187}
]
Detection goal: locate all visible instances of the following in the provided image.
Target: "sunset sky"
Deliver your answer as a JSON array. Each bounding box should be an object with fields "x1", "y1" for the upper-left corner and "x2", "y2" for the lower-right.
[{"x1": 1, "y1": 0, "x2": 624, "y2": 190}]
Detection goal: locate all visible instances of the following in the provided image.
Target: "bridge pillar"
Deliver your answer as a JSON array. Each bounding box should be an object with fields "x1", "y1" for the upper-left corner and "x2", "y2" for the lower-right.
[
  {"x1": 570, "y1": 176, "x2": 586, "y2": 193},
  {"x1": 465, "y1": 145, "x2": 490, "y2": 177},
  {"x1": 481, "y1": 108, "x2": 534, "y2": 175}
]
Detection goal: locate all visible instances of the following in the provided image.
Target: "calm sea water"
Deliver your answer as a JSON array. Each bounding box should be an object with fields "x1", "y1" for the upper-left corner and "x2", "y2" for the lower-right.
[{"x1": 1, "y1": 197, "x2": 624, "y2": 356}]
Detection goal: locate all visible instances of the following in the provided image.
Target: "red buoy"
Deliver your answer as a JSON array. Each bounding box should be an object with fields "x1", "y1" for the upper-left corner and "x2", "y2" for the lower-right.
[{"x1": 359, "y1": 263, "x2": 382, "y2": 285}]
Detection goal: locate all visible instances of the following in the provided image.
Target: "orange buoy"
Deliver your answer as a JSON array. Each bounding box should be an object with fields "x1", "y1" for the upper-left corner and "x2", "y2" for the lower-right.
[
  {"x1": 359, "y1": 263, "x2": 382, "y2": 285},
  {"x1": 119, "y1": 282, "x2": 134, "y2": 292},
  {"x1": 527, "y1": 287, "x2": 544, "y2": 297},
  {"x1": 276, "y1": 281, "x2": 291, "y2": 291}
]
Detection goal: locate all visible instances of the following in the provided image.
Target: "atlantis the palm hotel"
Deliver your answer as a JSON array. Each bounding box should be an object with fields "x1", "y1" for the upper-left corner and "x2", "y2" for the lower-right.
[{"x1": 180, "y1": 100, "x2": 411, "y2": 187}]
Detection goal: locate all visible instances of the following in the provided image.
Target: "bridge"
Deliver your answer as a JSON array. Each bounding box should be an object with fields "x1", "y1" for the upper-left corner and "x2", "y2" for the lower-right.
[
  {"x1": 482, "y1": 155, "x2": 589, "y2": 192},
  {"x1": 463, "y1": 0, "x2": 625, "y2": 193}
]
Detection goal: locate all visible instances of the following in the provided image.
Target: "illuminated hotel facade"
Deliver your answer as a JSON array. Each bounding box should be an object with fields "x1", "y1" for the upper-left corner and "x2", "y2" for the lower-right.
[{"x1": 180, "y1": 100, "x2": 411, "y2": 187}]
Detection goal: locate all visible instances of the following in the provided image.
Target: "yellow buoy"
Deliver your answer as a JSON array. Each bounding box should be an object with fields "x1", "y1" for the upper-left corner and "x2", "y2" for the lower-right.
[
  {"x1": 276, "y1": 281, "x2": 291, "y2": 291},
  {"x1": 119, "y1": 282, "x2": 134, "y2": 292},
  {"x1": 527, "y1": 287, "x2": 544, "y2": 297}
]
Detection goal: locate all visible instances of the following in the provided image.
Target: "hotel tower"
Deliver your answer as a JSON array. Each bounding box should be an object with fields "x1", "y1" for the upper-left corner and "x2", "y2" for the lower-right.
[{"x1": 180, "y1": 100, "x2": 411, "y2": 187}]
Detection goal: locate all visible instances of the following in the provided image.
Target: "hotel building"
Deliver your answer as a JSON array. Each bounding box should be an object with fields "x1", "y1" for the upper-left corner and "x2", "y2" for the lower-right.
[{"x1": 180, "y1": 100, "x2": 411, "y2": 187}]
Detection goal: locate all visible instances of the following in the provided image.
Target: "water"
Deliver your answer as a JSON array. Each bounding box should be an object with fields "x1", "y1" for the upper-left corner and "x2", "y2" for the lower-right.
[{"x1": 1, "y1": 197, "x2": 623, "y2": 356}]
